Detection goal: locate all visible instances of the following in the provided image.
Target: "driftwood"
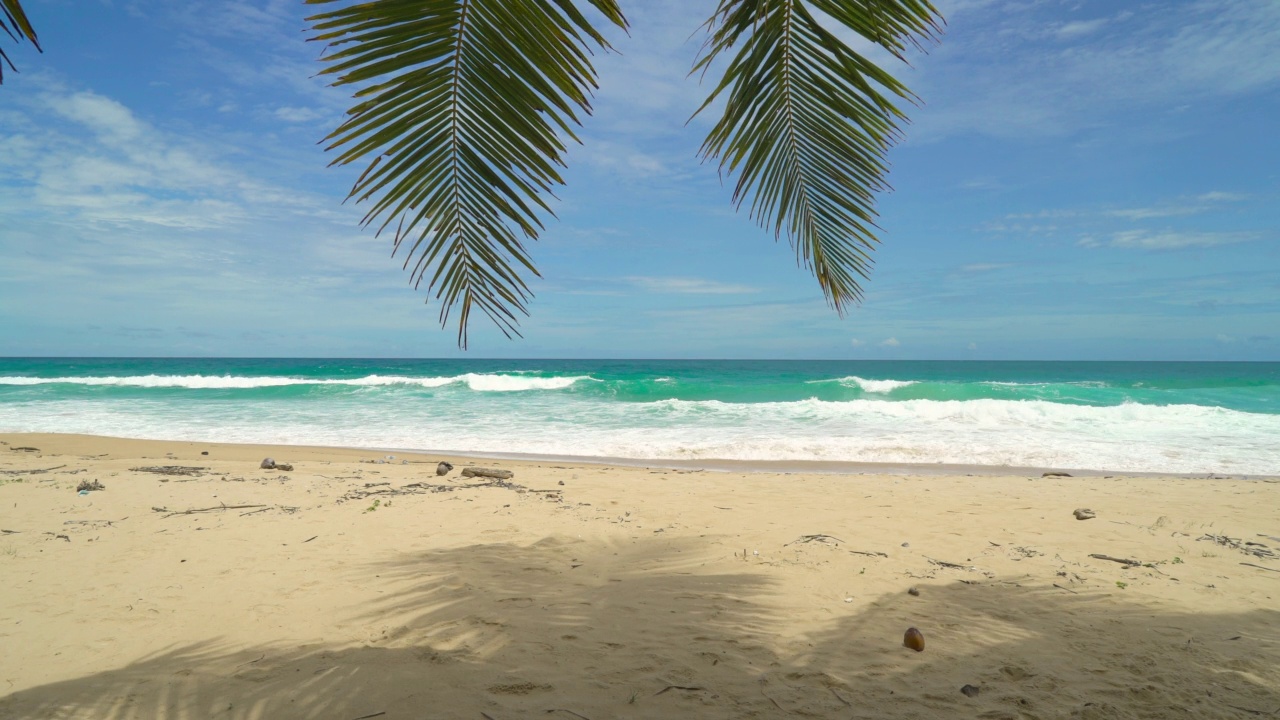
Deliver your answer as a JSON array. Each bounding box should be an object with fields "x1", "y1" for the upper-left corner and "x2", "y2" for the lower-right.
[
  {"x1": 461, "y1": 467, "x2": 514, "y2": 480},
  {"x1": 785, "y1": 534, "x2": 845, "y2": 546},
  {"x1": 1199, "y1": 534, "x2": 1277, "y2": 560},
  {"x1": 1090, "y1": 553, "x2": 1141, "y2": 567},
  {"x1": 132, "y1": 466, "x2": 207, "y2": 476},
  {"x1": 339, "y1": 475, "x2": 560, "y2": 504},
  {"x1": 0, "y1": 465, "x2": 65, "y2": 476},
  {"x1": 655, "y1": 685, "x2": 705, "y2": 696},
  {"x1": 927, "y1": 557, "x2": 975, "y2": 571},
  {"x1": 1241, "y1": 562, "x2": 1280, "y2": 574},
  {"x1": 153, "y1": 503, "x2": 267, "y2": 518}
]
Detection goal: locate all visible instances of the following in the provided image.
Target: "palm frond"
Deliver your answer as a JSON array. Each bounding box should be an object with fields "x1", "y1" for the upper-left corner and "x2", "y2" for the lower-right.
[
  {"x1": 693, "y1": 0, "x2": 942, "y2": 311},
  {"x1": 307, "y1": 0, "x2": 627, "y2": 347},
  {"x1": 1, "y1": 0, "x2": 41, "y2": 84}
]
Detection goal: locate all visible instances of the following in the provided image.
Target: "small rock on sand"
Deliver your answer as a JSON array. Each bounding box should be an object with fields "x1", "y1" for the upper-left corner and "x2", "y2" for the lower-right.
[
  {"x1": 1074, "y1": 508, "x2": 1096, "y2": 520},
  {"x1": 436, "y1": 461, "x2": 454, "y2": 476},
  {"x1": 908, "y1": 587, "x2": 920, "y2": 596},
  {"x1": 960, "y1": 684, "x2": 981, "y2": 697},
  {"x1": 903, "y1": 627, "x2": 925, "y2": 652},
  {"x1": 260, "y1": 458, "x2": 276, "y2": 469}
]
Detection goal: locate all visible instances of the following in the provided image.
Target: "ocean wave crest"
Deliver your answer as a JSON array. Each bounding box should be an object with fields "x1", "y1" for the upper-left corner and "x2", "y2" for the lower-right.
[
  {"x1": 816, "y1": 375, "x2": 917, "y2": 393},
  {"x1": 0, "y1": 373, "x2": 596, "y2": 392}
]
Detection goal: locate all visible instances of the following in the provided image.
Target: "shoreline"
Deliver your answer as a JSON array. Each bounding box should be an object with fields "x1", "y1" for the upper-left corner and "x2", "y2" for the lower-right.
[
  {"x1": 4, "y1": 432, "x2": 1274, "y2": 481},
  {"x1": 3, "y1": 432, "x2": 1278, "y2": 718}
]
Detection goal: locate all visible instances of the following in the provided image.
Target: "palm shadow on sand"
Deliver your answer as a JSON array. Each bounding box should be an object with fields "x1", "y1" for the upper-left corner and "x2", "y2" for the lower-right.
[{"x1": 4, "y1": 534, "x2": 1278, "y2": 719}]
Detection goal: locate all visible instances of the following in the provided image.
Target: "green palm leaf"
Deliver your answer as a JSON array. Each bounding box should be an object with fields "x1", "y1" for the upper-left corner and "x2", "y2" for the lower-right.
[
  {"x1": 306, "y1": 0, "x2": 627, "y2": 347},
  {"x1": 693, "y1": 0, "x2": 941, "y2": 311},
  {"x1": 1, "y1": 0, "x2": 41, "y2": 84}
]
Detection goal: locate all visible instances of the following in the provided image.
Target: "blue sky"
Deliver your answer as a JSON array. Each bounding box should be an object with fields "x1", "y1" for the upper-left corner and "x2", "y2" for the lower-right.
[{"x1": 1, "y1": 0, "x2": 1277, "y2": 359}]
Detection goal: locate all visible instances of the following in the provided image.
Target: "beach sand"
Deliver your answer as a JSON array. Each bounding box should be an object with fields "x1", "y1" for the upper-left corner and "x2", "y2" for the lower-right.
[{"x1": 1, "y1": 433, "x2": 1277, "y2": 719}]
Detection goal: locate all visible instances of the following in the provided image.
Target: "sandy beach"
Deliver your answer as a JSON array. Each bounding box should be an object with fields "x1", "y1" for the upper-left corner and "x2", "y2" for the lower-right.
[{"x1": 1, "y1": 432, "x2": 1278, "y2": 719}]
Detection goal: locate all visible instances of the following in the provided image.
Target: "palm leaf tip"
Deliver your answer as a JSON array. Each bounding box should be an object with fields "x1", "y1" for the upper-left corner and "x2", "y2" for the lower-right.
[
  {"x1": 1, "y1": 0, "x2": 42, "y2": 84},
  {"x1": 308, "y1": 0, "x2": 627, "y2": 347},
  {"x1": 694, "y1": 0, "x2": 942, "y2": 314}
]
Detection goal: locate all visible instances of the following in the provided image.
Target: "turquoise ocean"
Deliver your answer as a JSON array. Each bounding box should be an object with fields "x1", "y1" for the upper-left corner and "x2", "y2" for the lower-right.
[{"x1": 1, "y1": 359, "x2": 1277, "y2": 475}]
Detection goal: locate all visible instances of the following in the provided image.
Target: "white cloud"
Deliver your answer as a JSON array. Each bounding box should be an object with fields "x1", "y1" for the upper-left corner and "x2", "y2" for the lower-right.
[
  {"x1": 879, "y1": 337, "x2": 901, "y2": 347},
  {"x1": 1107, "y1": 206, "x2": 1204, "y2": 221},
  {"x1": 48, "y1": 92, "x2": 146, "y2": 142},
  {"x1": 1197, "y1": 191, "x2": 1248, "y2": 202},
  {"x1": 1107, "y1": 230, "x2": 1256, "y2": 250},
  {"x1": 274, "y1": 106, "x2": 325, "y2": 123},
  {"x1": 967, "y1": 342, "x2": 978, "y2": 350},
  {"x1": 1055, "y1": 18, "x2": 1112, "y2": 40},
  {"x1": 912, "y1": 0, "x2": 1280, "y2": 141},
  {"x1": 850, "y1": 338, "x2": 864, "y2": 347},
  {"x1": 627, "y1": 276, "x2": 759, "y2": 294}
]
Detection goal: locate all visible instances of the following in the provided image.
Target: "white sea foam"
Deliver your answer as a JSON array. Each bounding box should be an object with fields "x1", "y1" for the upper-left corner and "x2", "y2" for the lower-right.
[
  {"x1": 835, "y1": 376, "x2": 917, "y2": 393},
  {"x1": 4, "y1": 394, "x2": 1277, "y2": 475},
  {"x1": 0, "y1": 373, "x2": 595, "y2": 392}
]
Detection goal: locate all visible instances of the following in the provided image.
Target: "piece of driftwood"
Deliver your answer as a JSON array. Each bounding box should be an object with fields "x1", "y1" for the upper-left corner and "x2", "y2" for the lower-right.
[
  {"x1": 927, "y1": 557, "x2": 974, "y2": 570},
  {"x1": 154, "y1": 503, "x2": 267, "y2": 518},
  {"x1": 462, "y1": 467, "x2": 514, "y2": 480},
  {"x1": 654, "y1": 685, "x2": 704, "y2": 695},
  {"x1": 1199, "y1": 534, "x2": 1277, "y2": 560},
  {"x1": 785, "y1": 534, "x2": 845, "y2": 546},
  {"x1": 1090, "y1": 553, "x2": 1141, "y2": 567},
  {"x1": 0, "y1": 465, "x2": 65, "y2": 476},
  {"x1": 849, "y1": 549, "x2": 889, "y2": 558},
  {"x1": 132, "y1": 466, "x2": 207, "y2": 476},
  {"x1": 1241, "y1": 563, "x2": 1280, "y2": 574},
  {"x1": 340, "y1": 475, "x2": 558, "y2": 504}
]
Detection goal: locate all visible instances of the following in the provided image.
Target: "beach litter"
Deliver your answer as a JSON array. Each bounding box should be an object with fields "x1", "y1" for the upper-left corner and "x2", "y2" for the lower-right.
[{"x1": 75, "y1": 479, "x2": 105, "y2": 493}]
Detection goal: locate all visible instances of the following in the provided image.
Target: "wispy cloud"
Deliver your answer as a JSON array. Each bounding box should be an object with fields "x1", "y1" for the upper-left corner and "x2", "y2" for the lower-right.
[
  {"x1": 1080, "y1": 230, "x2": 1258, "y2": 250},
  {"x1": 911, "y1": 0, "x2": 1280, "y2": 141},
  {"x1": 1054, "y1": 17, "x2": 1116, "y2": 40},
  {"x1": 1197, "y1": 191, "x2": 1249, "y2": 202},
  {"x1": 960, "y1": 263, "x2": 1013, "y2": 273},
  {"x1": 879, "y1": 337, "x2": 901, "y2": 347},
  {"x1": 627, "y1": 277, "x2": 760, "y2": 295}
]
